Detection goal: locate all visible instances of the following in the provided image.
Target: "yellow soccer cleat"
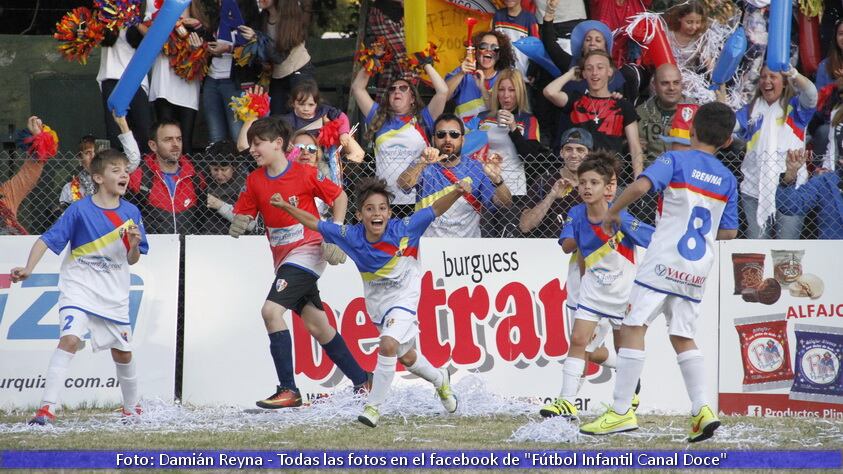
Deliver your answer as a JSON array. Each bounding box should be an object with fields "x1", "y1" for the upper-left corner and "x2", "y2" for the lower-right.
[
  {"x1": 631, "y1": 393, "x2": 640, "y2": 412},
  {"x1": 579, "y1": 408, "x2": 638, "y2": 435},
  {"x1": 357, "y1": 404, "x2": 380, "y2": 428},
  {"x1": 688, "y1": 405, "x2": 720, "y2": 443},
  {"x1": 539, "y1": 398, "x2": 578, "y2": 419}
]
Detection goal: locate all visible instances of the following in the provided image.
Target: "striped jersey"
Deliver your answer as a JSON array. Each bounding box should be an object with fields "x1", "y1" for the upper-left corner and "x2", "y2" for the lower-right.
[
  {"x1": 317, "y1": 207, "x2": 435, "y2": 324},
  {"x1": 557, "y1": 217, "x2": 580, "y2": 311},
  {"x1": 492, "y1": 9, "x2": 539, "y2": 74},
  {"x1": 40, "y1": 197, "x2": 149, "y2": 324},
  {"x1": 414, "y1": 158, "x2": 496, "y2": 237},
  {"x1": 472, "y1": 111, "x2": 540, "y2": 195},
  {"x1": 635, "y1": 150, "x2": 738, "y2": 302},
  {"x1": 566, "y1": 203, "x2": 654, "y2": 319},
  {"x1": 445, "y1": 67, "x2": 500, "y2": 123}
]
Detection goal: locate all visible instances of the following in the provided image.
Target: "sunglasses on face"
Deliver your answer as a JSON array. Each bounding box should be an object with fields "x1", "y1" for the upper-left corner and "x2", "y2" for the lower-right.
[
  {"x1": 435, "y1": 130, "x2": 462, "y2": 139},
  {"x1": 388, "y1": 84, "x2": 410, "y2": 93},
  {"x1": 477, "y1": 42, "x2": 500, "y2": 52},
  {"x1": 294, "y1": 144, "x2": 318, "y2": 153}
]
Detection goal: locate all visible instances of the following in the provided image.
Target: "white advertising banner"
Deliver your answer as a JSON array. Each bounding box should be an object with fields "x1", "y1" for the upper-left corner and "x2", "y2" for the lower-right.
[
  {"x1": 719, "y1": 240, "x2": 843, "y2": 418},
  {"x1": 183, "y1": 236, "x2": 718, "y2": 413},
  {"x1": 0, "y1": 235, "x2": 180, "y2": 409}
]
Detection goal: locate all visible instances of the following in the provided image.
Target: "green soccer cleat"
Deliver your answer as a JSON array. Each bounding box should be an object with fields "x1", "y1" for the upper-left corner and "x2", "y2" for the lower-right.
[
  {"x1": 539, "y1": 398, "x2": 578, "y2": 419},
  {"x1": 631, "y1": 393, "x2": 640, "y2": 412},
  {"x1": 688, "y1": 405, "x2": 720, "y2": 443},
  {"x1": 436, "y1": 368, "x2": 458, "y2": 413},
  {"x1": 357, "y1": 404, "x2": 380, "y2": 428},
  {"x1": 580, "y1": 407, "x2": 638, "y2": 435}
]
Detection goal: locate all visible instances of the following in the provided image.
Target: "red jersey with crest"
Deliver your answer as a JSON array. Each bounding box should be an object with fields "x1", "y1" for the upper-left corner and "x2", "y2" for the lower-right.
[
  {"x1": 234, "y1": 161, "x2": 342, "y2": 276},
  {"x1": 561, "y1": 91, "x2": 639, "y2": 153}
]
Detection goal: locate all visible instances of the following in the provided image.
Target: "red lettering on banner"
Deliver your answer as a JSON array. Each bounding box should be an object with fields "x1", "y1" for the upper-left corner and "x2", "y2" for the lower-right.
[
  {"x1": 292, "y1": 303, "x2": 338, "y2": 379},
  {"x1": 447, "y1": 285, "x2": 489, "y2": 365},
  {"x1": 495, "y1": 282, "x2": 541, "y2": 362},
  {"x1": 417, "y1": 272, "x2": 452, "y2": 367},
  {"x1": 537, "y1": 279, "x2": 568, "y2": 358},
  {"x1": 339, "y1": 298, "x2": 380, "y2": 372},
  {"x1": 786, "y1": 304, "x2": 843, "y2": 319}
]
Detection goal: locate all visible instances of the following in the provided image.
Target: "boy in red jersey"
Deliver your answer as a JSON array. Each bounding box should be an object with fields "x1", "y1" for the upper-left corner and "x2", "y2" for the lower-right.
[{"x1": 230, "y1": 118, "x2": 369, "y2": 409}]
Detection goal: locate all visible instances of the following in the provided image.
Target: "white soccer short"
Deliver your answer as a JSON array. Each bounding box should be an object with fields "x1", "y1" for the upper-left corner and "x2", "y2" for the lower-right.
[
  {"x1": 623, "y1": 284, "x2": 700, "y2": 338},
  {"x1": 375, "y1": 308, "x2": 419, "y2": 357},
  {"x1": 59, "y1": 307, "x2": 133, "y2": 352}
]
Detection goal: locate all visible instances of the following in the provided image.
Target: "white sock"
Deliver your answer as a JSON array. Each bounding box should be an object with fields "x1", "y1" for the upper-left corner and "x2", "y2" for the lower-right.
[
  {"x1": 613, "y1": 348, "x2": 645, "y2": 414},
  {"x1": 41, "y1": 348, "x2": 74, "y2": 411},
  {"x1": 601, "y1": 347, "x2": 617, "y2": 369},
  {"x1": 367, "y1": 354, "x2": 397, "y2": 407},
  {"x1": 577, "y1": 376, "x2": 586, "y2": 393},
  {"x1": 560, "y1": 357, "x2": 586, "y2": 401},
  {"x1": 115, "y1": 360, "x2": 139, "y2": 412},
  {"x1": 406, "y1": 353, "x2": 443, "y2": 388},
  {"x1": 677, "y1": 349, "x2": 708, "y2": 415}
]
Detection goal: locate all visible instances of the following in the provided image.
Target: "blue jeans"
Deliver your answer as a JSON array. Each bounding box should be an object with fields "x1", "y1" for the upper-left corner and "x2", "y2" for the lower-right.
[
  {"x1": 741, "y1": 194, "x2": 804, "y2": 239},
  {"x1": 202, "y1": 77, "x2": 242, "y2": 143}
]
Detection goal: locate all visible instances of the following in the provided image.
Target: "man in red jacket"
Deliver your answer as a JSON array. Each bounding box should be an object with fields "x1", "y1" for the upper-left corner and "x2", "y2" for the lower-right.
[{"x1": 128, "y1": 119, "x2": 205, "y2": 234}]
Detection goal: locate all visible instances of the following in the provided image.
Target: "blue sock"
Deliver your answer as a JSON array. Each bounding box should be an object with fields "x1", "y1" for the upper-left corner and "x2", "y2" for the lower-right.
[
  {"x1": 268, "y1": 330, "x2": 296, "y2": 389},
  {"x1": 321, "y1": 333, "x2": 367, "y2": 386}
]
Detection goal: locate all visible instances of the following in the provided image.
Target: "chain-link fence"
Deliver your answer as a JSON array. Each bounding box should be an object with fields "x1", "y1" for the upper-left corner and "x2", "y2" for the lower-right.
[{"x1": 0, "y1": 151, "x2": 838, "y2": 240}]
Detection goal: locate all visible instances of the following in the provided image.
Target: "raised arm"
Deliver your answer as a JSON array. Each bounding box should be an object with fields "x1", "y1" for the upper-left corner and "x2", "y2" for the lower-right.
[
  {"x1": 114, "y1": 112, "x2": 141, "y2": 172},
  {"x1": 601, "y1": 176, "x2": 653, "y2": 234},
  {"x1": 543, "y1": 68, "x2": 576, "y2": 107},
  {"x1": 425, "y1": 64, "x2": 450, "y2": 119},
  {"x1": 351, "y1": 68, "x2": 375, "y2": 119},
  {"x1": 269, "y1": 193, "x2": 320, "y2": 231}
]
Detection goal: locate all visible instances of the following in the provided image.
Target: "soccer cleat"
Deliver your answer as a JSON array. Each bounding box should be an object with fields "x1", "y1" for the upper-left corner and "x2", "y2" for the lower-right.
[
  {"x1": 28, "y1": 405, "x2": 56, "y2": 426},
  {"x1": 353, "y1": 372, "x2": 374, "y2": 395},
  {"x1": 121, "y1": 404, "x2": 143, "y2": 423},
  {"x1": 579, "y1": 408, "x2": 638, "y2": 435},
  {"x1": 688, "y1": 405, "x2": 720, "y2": 443},
  {"x1": 631, "y1": 393, "x2": 640, "y2": 412},
  {"x1": 357, "y1": 404, "x2": 380, "y2": 428},
  {"x1": 436, "y1": 368, "x2": 458, "y2": 413},
  {"x1": 256, "y1": 386, "x2": 302, "y2": 409},
  {"x1": 539, "y1": 398, "x2": 578, "y2": 419}
]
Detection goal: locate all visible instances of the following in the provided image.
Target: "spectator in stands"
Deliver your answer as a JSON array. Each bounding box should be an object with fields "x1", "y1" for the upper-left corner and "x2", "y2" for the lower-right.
[
  {"x1": 203, "y1": 140, "x2": 254, "y2": 235},
  {"x1": 777, "y1": 149, "x2": 843, "y2": 240},
  {"x1": 396, "y1": 114, "x2": 512, "y2": 238},
  {"x1": 99, "y1": 22, "x2": 152, "y2": 153},
  {"x1": 1, "y1": 116, "x2": 56, "y2": 235},
  {"x1": 816, "y1": 20, "x2": 843, "y2": 91},
  {"x1": 239, "y1": 0, "x2": 315, "y2": 115},
  {"x1": 365, "y1": 0, "x2": 406, "y2": 102},
  {"x1": 544, "y1": 50, "x2": 645, "y2": 180},
  {"x1": 637, "y1": 64, "x2": 687, "y2": 167},
  {"x1": 735, "y1": 66, "x2": 817, "y2": 239},
  {"x1": 518, "y1": 128, "x2": 590, "y2": 237},
  {"x1": 290, "y1": 131, "x2": 340, "y2": 219},
  {"x1": 664, "y1": 1, "x2": 707, "y2": 70},
  {"x1": 278, "y1": 81, "x2": 351, "y2": 140},
  {"x1": 60, "y1": 113, "x2": 141, "y2": 209},
  {"x1": 811, "y1": 20, "x2": 843, "y2": 159},
  {"x1": 128, "y1": 119, "x2": 206, "y2": 234},
  {"x1": 468, "y1": 69, "x2": 541, "y2": 197},
  {"x1": 202, "y1": 0, "x2": 261, "y2": 143},
  {"x1": 351, "y1": 64, "x2": 448, "y2": 218},
  {"x1": 492, "y1": 0, "x2": 539, "y2": 77},
  {"x1": 446, "y1": 30, "x2": 516, "y2": 122}
]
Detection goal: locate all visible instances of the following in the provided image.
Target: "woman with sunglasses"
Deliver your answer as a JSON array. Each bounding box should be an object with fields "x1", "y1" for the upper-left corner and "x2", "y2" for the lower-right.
[
  {"x1": 446, "y1": 30, "x2": 516, "y2": 122},
  {"x1": 468, "y1": 69, "x2": 541, "y2": 198},
  {"x1": 544, "y1": 49, "x2": 645, "y2": 180},
  {"x1": 351, "y1": 62, "x2": 448, "y2": 218},
  {"x1": 290, "y1": 132, "x2": 336, "y2": 218}
]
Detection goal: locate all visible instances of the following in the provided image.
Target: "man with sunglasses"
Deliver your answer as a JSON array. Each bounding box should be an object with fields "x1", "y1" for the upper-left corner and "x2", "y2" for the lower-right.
[{"x1": 397, "y1": 113, "x2": 513, "y2": 237}]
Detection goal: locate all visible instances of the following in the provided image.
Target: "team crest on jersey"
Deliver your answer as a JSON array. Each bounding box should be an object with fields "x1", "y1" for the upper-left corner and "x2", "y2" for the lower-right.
[
  {"x1": 681, "y1": 106, "x2": 694, "y2": 122},
  {"x1": 276, "y1": 278, "x2": 288, "y2": 292},
  {"x1": 184, "y1": 198, "x2": 192, "y2": 207},
  {"x1": 385, "y1": 318, "x2": 395, "y2": 328},
  {"x1": 402, "y1": 216, "x2": 411, "y2": 225},
  {"x1": 608, "y1": 238, "x2": 617, "y2": 249},
  {"x1": 288, "y1": 196, "x2": 299, "y2": 208},
  {"x1": 121, "y1": 331, "x2": 129, "y2": 342},
  {"x1": 118, "y1": 227, "x2": 126, "y2": 239},
  {"x1": 630, "y1": 219, "x2": 640, "y2": 231},
  {"x1": 340, "y1": 225, "x2": 348, "y2": 237}
]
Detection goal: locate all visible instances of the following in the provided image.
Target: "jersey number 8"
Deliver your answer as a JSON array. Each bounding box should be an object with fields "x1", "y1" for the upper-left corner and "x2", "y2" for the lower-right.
[{"x1": 677, "y1": 206, "x2": 711, "y2": 261}]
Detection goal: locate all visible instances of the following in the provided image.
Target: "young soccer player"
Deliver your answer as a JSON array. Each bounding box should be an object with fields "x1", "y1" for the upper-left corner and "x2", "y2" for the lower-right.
[
  {"x1": 540, "y1": 153, "x2": 654, "y2": 419},
  {"x1": 270, "y1": 177, "x2": 467, "y2": 427},
  {"x1": 580, "y1": 102, "x2": 738, "y2": 443},
  {"x1": 229, "y1": 117, "x2": 370, "y2": 409},
  {"x1": 11, "y1": 149, "x2": 148, "y2": 425}
]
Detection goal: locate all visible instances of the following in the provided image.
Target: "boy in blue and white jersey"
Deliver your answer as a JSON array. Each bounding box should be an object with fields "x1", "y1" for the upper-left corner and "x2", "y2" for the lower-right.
[
  {"x1": 540, "y1": 153, "x2": 654, "y2": 420},
  {"x1": 270, "y1": 177, "x2": 470, "y2": 428},
  {"x1": 581, "y1": 102, "x2": 739, "y2": 442},
  {"x1": 12, "y1": 149, "x2": 149, "y2": 425}
]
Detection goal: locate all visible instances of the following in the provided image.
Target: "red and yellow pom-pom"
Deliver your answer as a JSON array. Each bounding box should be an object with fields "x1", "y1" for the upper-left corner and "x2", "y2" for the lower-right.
[
  {"x1": 354, "y1": 37, "x2": 393, "y2": 74},
  {"x1": 402, "y1": 42, "x2": 440, "y2": 73},
  {"x1": 317, "y1": 119, "x2": 344, "y2": 149},
  {"x1": 229, "y1": 91, "x2": 271, "y2": 122},
  {"x1": 164, "y1": 32, "x2": 209, "y2": 81},
  {"x1": 54, "y1": 7, "x2": 105, "y2": 65},
  {"x1": 94, "y1": 0, "x2": 142, "y2": 29},
  {"x1": 23, "y1": 126, "x2": 59, "y2": 163}
]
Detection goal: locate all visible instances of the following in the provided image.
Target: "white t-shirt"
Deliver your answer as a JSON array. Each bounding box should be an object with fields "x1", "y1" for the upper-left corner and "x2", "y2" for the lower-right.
[
  {"x1": 97, "y1": 28, "x2": 149, "y2": 93},
  {"x1": 208, "y1": 40, "x2": 233, "y2": 80},
  {"x1": 532, "y1": 0, "x2": 586, "y2": 24},
  {"x1": 145, "y1": 3, "x2": 200, "y2": 110}
]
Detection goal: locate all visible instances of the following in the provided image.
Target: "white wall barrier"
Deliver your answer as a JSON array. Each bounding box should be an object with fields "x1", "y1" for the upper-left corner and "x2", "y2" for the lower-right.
[
  {"x1": 0, "y1": 235, "x2": 180, "y2": 409},
  {"x1": 183, "y1": 236, "x2": 718, "y2": 413},
  {"x1": 718, "y1": 240, "x2": 843, "y2": 419}
]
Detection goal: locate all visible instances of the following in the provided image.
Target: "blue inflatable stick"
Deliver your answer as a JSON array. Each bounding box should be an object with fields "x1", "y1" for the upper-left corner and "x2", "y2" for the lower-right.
[
  {"x1": 513, "y1": 37, "x2": 562, "y2": 77},
  {"x1": 107, "y1": 0, "x2": 190, "y2": 116},
  {"x1": 766, "y1": 0, "x2": 792, "y2": 72},
  {"x1": 709, "y1": 27, "x2": 747, "y2": 90}
]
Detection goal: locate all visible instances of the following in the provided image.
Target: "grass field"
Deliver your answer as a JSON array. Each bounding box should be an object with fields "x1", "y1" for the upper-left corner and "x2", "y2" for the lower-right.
[{"x1": 2, "y1": 377, "x2": 841, "y2": 473}]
